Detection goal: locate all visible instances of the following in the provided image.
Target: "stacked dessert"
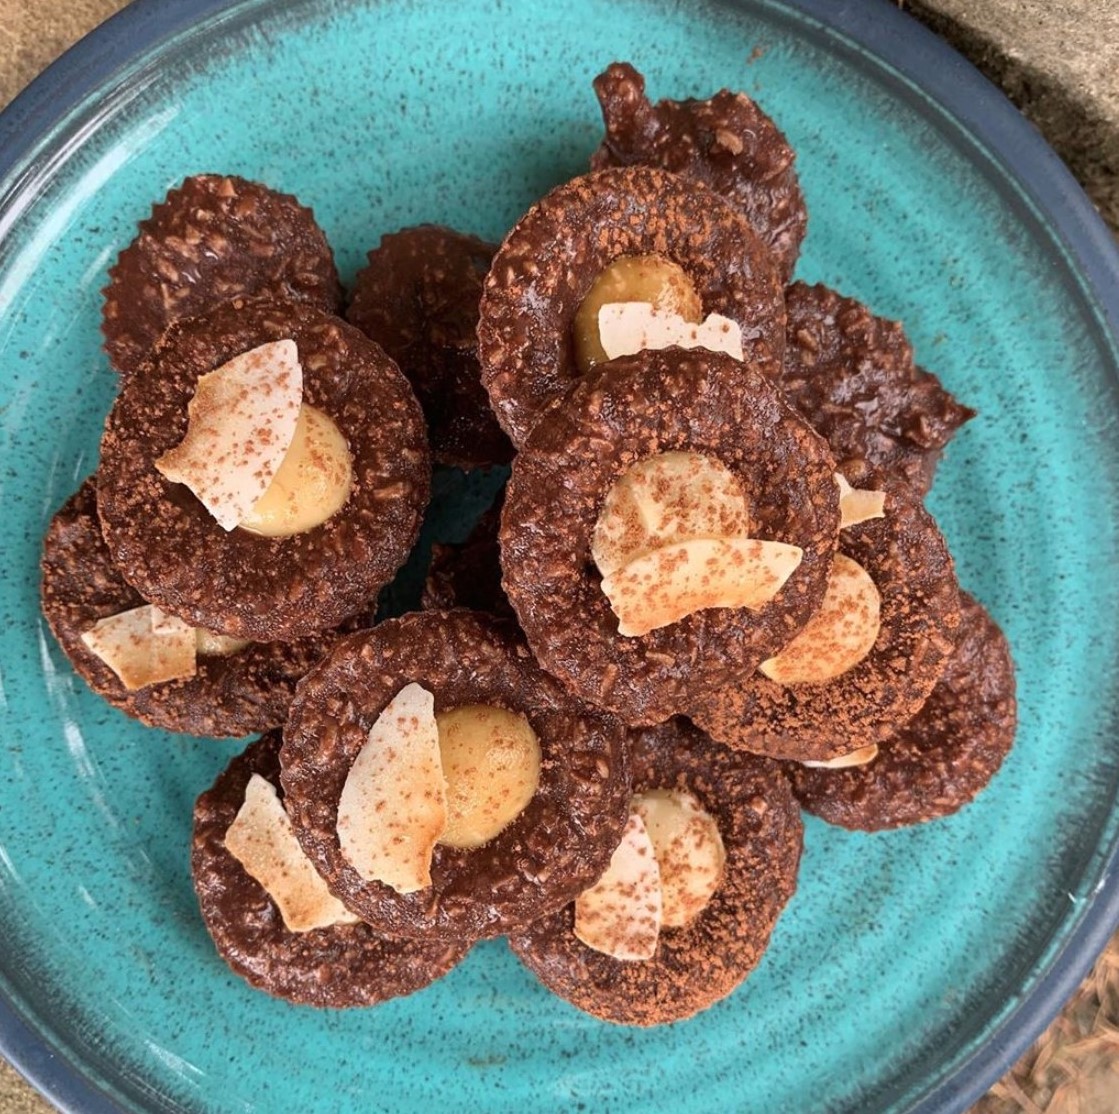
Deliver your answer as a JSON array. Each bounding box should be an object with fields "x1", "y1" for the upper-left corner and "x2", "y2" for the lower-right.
[{"x1": 40, "y1": 63, "x2": 1016, "y2": 1025}]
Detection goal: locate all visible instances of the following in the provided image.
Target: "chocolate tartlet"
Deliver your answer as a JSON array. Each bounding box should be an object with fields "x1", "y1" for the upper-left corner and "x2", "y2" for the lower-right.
[
  {"x1": 501, "y1": 347, "x2": 839, "y2": 726},
  {"x1": 280, "y1": 610, "x2": 631, "y2": 942},
  {"x1": 97, "y1": 295, "x2": 430, "y2": 642},
  {"x1": 421, "y1": 493, "x2": 514, "y2": 620},
  {"x1": 691, "y1": 495, "x2": 961, "y2": 762},
  {"x1": 790, "y1": 593, "x2": 1016, "y2": 830},
  {"x1": 590, "y1": 62, "x2": 807, "y2": 283},
  {"x1": 508, "y1": 719, "x2": 803, "y2": 1026},
  {"x1": 192, "y1": 731, "x2": 470, "y2": 1007},
  {"x1": 40, "y1": 480, "x2": 360, "y2": 738},
  {"x1": 782, "y1": 282, "x2": 975, "y2": 495},
  {"x1": 103, "y1": 174, "x2": 342, "y2": 377},
  {"x1": 347, "y1": 225, "x2": 512, "y2": 469},
  {"x1": 477, "y1": 165, "x2": 784, "y2": 447}
]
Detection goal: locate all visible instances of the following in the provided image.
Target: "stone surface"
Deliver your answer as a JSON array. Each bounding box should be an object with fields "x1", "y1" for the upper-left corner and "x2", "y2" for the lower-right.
[
  {"x1": 0, "y1": 1, "x2": 1115, "y2": 1112},
  {"x1": 904, "y1": 0, "x2": 1119, "y2": 228},
  {"x1": 0, "y1": 0, "x2": 127, "y2": 108}
]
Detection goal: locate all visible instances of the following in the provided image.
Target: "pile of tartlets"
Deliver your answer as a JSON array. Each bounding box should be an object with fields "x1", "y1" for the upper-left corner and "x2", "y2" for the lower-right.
[{"x1": 40, "y1": 62, "x2": 1016, "y2": 1027}]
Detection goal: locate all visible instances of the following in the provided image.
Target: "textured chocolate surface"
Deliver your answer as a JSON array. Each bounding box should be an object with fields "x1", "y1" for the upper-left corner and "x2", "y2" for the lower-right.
[
  {"x1": 347, "y1": 225, "x2": 512, "y2": 469},
  {"x1": 590, "y1": 62, "x2": 807, "y2": 283},
  {"x1": 103, "y1": 174, "x2": 341, "y2": 377},
  {"x1": 421, "y1": 493, "x2": 514, "y2": 620},
  {"x1": 790, "y1": 593, "x2": 1016, "y2": 830},
  {"x1": 192, "y1": 731, "x2": 470, "y2": 1007},
  {"x1": 97, "y1": 295, "x2": 429, "y2": 642},
  {"x1": 508, "y1": 718, "x2": 803, "y2": 1026},
  {"x1": 40, "y1": 480, "x2": 358, "y2": 738},
  {"x1": 782, "y1": 282, "x2": 975, "y2": 495},
  {"x1": 477, "y1": 165, "x2": 784, "y2": 448},
  {"x1": 501, "y1": 348, "x2": 839, "y2": 726},
  {"x1": 281, "y1": 610, "x2": 631, "y2": 942},
  {"x1": 692, "y1": 495, "x2": 961, "y2": 761}
]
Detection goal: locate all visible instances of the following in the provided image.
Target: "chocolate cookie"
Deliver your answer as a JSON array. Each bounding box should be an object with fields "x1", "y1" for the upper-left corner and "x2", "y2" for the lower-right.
[
  {"x1": 501, "y1": 347, "x2": 839, "y2": 726},
  {"x1": 477, "y1": 165, "x2": 784, "y2": 447},
  {"x1": 40, "y1": 479, "x2": 363, "y2": 738},
  {"x1": 782, "y1": 283, "x2": 975, "y2": 495},
  {"x1": 421, "y1": 493, "x2": 514, "y2": 620},
  {"x1": 508, "y1": 719, "x2": 803, "y2": 1026},
  {"x1": 103, "y1": 174, "x2": 342, "y2": 377},
  {"x1": 192, "y1": 731, "x2": 470, "y2": 1007},
  {"x1": 789, "y1": 593, "x2": 1016, "y2": 830},
  {"x1": 280, "y1": 610, "x2": 631, "y2": 941},
  {"x1": 590, "y1": 62, "x2": 807, "y2": 283},
  {"x1": 346, "y1": 225, "x2": 512, "y2": 469},
  {"x1": 97, "y1": 295, "x2": 430, "y2": 642},
  {"x1": 691, "y1": 495, "x2": 961, "y2": 762}
]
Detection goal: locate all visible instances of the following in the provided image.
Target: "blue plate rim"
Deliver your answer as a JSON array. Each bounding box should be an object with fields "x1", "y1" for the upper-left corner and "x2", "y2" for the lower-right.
[{"x1": 1, "y1": 0, "x2": 1118, "y2": 1111}]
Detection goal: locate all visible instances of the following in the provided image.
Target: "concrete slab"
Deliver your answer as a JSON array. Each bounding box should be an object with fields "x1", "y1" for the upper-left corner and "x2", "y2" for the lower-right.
[{"x1": 905, "y1": 0, "x2": 1119, "y2": 227}]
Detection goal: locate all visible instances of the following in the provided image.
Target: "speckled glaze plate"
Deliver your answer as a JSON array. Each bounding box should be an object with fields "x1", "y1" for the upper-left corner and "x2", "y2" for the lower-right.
[{"x1": 2, "y1": 1, "x2": 1118, "y2": 1111}]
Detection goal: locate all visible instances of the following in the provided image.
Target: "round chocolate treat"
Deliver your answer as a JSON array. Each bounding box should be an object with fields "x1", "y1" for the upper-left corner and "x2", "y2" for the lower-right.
[
  {"x1": 421, "y1": 493, "x2": 515, "y2": 621},
  {"x1": 501, "y1": 347, "x2": 839, "y2": 726},
  {"x1": 590, "y1": 62, "x2": 807, "y2": 283},
  {"x1": 103, "y1": 174, "x2": 342, "y2": 377},
  {"x1": 97, "y1": 295, "x2": 430, "y2": 642},
  {"x1": 477, "y1": 165, "x2": 784, "y2": 448},
  {"x1": 280, "y1": 610, "x2": 631, "y2": 942},
  {"x1": 41, "y1": 479, "x2": 366, "y2": 738},
  {"x1": 782, "y1": 282, "x2": 975, "y2": 496},
  {"x1": 346, "y1": 225, "x2": 512, "y2": 469},
  {"x1": 691, "y1": 495, "x2": 961, "y2": 762},
  {"x1": 789, "y1": 593, "x2": 1016, "y2": 830},
  {"x1": 193, "y1": 731, "x2": 470, "y2": 1007},
  {"x1": 508, "y1": 719, "x2": 803, "y2": 1027}
]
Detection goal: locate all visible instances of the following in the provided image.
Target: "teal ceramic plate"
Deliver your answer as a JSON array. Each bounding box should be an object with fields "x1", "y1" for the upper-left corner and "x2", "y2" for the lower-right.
[{"x1": 2, "y1": 1, "x2": 1119, "y2": 1111}]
